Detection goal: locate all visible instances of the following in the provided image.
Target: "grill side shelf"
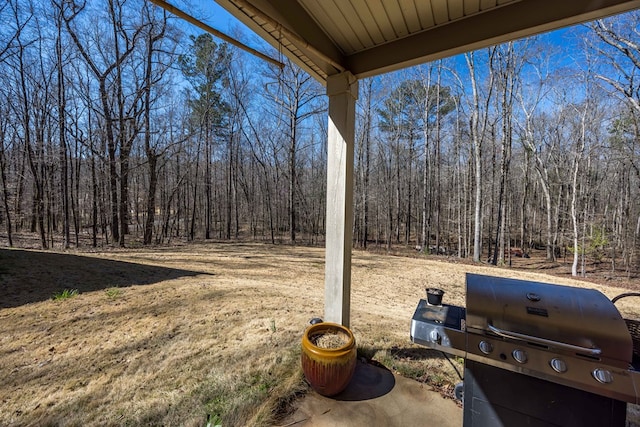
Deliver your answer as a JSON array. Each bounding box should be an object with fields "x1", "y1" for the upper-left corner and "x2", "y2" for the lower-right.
[{"x1": 410, "y1": 300, "x2": 467, "y2": 358}]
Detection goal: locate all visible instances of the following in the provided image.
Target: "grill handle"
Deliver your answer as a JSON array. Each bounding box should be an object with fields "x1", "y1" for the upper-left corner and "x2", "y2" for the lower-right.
[{"x1": 487, "y1": 324, "x2": 602, "y2": 357}]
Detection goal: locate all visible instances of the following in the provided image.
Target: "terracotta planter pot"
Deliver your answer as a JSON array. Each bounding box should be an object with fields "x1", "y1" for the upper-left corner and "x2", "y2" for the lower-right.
[{"x1": 301, "y1": 322, "x2": 357, "y2": 397}]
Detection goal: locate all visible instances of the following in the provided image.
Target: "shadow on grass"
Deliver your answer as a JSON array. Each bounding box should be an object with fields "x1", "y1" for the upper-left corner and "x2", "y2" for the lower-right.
[
  {"x1": 0, "y1": 248, "x2": 207, "y2": 309},
  {"x1": 390, "y1": 346, "x2": 452, "y2": 361}
]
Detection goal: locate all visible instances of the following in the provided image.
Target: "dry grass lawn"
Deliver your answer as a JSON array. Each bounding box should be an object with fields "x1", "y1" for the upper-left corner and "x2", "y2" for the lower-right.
[{"x1": 0, "y1": 241, "x2": 639, "y2": 426}]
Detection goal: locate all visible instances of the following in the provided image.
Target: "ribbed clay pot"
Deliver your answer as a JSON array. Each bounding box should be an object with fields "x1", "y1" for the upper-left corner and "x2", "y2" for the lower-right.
[{"x1": 301, "y1": 322, "x2": 357, "y2": 397}]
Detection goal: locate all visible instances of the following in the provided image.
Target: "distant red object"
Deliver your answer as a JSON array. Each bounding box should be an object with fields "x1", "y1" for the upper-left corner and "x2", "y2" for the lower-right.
[{"x1": 506, "y1": 247, "x2": 529, "y2": 258}]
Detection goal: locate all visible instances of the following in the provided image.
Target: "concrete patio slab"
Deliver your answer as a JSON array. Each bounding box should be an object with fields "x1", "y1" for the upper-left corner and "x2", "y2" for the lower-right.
[{"x1": 279, "y1": 360, "x2": 462, "y2": 426}]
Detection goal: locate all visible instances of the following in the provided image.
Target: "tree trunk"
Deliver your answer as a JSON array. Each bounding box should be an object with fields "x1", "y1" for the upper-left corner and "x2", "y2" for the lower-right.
[
  {"x1": 289, "y1": 110, "x2": 297, "y2": 243},
  {"x1": 190, "y1": 138, "x2": 201, "y2": 241},
  {"x1": 142, "y1": 23, "x2": 158, "y2": 245},
  {"x1": 56, "y1": 26, "x2": 70, "y2": 249},
  {"x1": 466, "y1": 53, "x2": 484, "y2": 262},
  {"x1": 435, "y1": 68, "x2": 443, "y2": 254},
  {"x1": 17, "y1": 36, "x2": 46, "y2": 248},
  {"x1": 119, "y1": 144, "x2": 131, "y2": 247},
  {"x1": 571, "y1": 106, "x2": 587, "y2": 276},
  {"x1": 95, "y1": 77, "x2": 120, "y2": 243},
  {"x1": 227, "y1": 133, "x2": 233, "y2": 240},
  {"x1": 0, "y1": 124, "x2": 12, "y2": 247},
  {"x1": 205, "y1": 124, "x2": 212, "y2": 239}
]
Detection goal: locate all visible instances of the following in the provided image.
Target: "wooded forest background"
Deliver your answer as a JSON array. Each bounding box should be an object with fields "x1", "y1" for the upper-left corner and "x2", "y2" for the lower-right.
[{"x1": 2, "y1": 0, "x2": 640, "y2": 277}]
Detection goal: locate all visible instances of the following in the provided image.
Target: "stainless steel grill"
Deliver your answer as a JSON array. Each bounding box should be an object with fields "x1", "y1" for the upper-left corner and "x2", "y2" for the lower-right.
[{"x1": 410, "y1": 273, "x2": 640, "y2": 426}]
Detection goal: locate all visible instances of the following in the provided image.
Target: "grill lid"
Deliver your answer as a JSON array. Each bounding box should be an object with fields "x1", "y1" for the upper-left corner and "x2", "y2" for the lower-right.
[{"x1": 465, "y1": 274, "x2": 633, "y2": 366}]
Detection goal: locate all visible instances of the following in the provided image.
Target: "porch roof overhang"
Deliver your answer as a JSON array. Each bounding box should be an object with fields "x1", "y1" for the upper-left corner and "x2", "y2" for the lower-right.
[{"x1": 214, "y1": 0, "x2": 640, "y2": 84}]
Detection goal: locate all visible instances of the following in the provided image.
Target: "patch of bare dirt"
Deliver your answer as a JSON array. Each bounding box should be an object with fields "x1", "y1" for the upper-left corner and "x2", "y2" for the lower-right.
[{"x1": 0, "y1": 238, "x2": 638, "y2": 425}]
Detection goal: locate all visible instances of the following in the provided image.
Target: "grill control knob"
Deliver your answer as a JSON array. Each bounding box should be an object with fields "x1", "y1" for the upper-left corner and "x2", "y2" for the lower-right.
[
  {"x1": 429, "y1": 330, "x2": 442, "y2": 344},
  {"x1": 592, "y1": 368, "x2": 613, "y2": 384},
  {"x1": 512, "y1": 349, "x2": 528, "y2": 364},
  {"x1": 550, "y1": 358, "x2": 567, "y2": 373},
  {"x1": 478, "y1": 341, "x2": 493, "y2": 355}
]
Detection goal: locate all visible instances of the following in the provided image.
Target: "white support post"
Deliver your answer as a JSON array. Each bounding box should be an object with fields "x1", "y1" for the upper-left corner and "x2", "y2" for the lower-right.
[{"x1": 324, "y1": 71, "x2": 358, "y2": 328}]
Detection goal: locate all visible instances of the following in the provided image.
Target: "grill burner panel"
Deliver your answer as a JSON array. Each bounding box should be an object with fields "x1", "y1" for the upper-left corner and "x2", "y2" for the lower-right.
[{"x1": 465, "y1": 330, "x2": 639, "y2": 404}]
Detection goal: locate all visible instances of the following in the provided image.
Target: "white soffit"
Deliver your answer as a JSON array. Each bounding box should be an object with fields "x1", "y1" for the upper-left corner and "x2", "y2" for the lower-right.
[{"x1": 214, "y1": 0, "x2": 640, "y2": 83}]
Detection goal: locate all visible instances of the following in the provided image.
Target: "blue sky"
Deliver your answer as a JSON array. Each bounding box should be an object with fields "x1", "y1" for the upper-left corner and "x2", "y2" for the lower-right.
[{"x1": 172, "y1": 0, "x2": 272, "y2": 48}]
